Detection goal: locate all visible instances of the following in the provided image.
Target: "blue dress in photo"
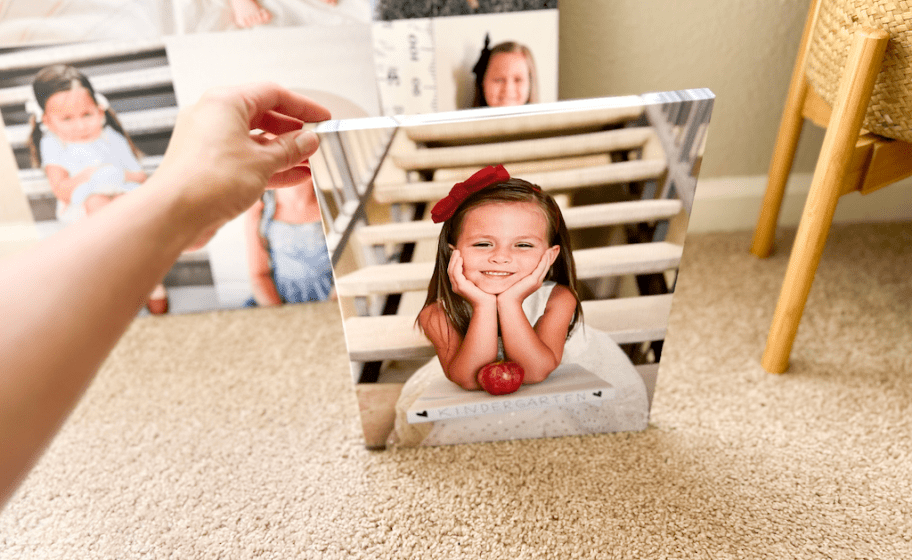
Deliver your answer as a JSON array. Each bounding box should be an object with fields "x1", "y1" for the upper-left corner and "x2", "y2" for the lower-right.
[{"x1": 251, "y1": 190, "x2": 334, "y2": 304}]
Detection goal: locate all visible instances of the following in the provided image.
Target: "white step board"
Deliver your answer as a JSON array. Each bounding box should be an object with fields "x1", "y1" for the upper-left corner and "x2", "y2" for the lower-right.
[
  {"x1": 0, "y1": 39, "x2": 166, "y2": 72},
  {"x1": 336, "y1": 242, "x2": 683, "y2": 298},
  {"x1": 355, "y1": 199, "x2": 683, "y2": 247},
  {"x1": 344, "y1": 293, "x2": 673, "y2": 362},
  {"x1": 0, "y1": 66, "x2": 174, "y2": 107},
  {"x1": 373, "y1": 159, "x2": 667, "y2": 204},
  {"x1": 401, "y1": 104, "x2": 646, "y2": 144},
  {"x1": 392, "y1": 127, "x2": 656, "y2": 171},
  {"x1": 5, "y1": 106, "x2": 179, "y2": 148}
]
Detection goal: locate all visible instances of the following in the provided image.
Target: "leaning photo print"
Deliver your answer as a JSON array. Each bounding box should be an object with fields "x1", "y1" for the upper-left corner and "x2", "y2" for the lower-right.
[{"x1": 310, "y1": 90, "x2": 714, "y2": 448}]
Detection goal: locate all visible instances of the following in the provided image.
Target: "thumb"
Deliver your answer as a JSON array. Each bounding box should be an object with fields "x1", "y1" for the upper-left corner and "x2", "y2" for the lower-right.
[{"x1": 263, "y1": 128, "x2": 320, "y2": 171}]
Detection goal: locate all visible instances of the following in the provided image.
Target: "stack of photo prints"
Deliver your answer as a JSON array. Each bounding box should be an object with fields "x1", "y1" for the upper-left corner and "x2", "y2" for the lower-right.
[{"x1": 0, "y1": 0, "x2": 713, "y2": 448}]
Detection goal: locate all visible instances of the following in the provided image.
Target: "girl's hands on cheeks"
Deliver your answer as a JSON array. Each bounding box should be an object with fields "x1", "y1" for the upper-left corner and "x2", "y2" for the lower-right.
[
  {"x1": 498, "y1": 246, "x2": 559, "y2": 306},
  {"x1": 448, "y1": 249, "x2": 496, "y2": 308}
]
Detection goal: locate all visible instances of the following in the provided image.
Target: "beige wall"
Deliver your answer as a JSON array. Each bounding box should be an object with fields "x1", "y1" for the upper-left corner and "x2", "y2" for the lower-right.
[{"x1": 558, "y1": 0, "x2": 825, "y2": 179}]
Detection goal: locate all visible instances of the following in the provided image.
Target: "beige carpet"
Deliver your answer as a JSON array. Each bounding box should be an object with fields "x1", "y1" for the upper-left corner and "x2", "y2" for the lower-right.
[{"x1": 2, "y1": 223, "x2": 911, "y2": 559}]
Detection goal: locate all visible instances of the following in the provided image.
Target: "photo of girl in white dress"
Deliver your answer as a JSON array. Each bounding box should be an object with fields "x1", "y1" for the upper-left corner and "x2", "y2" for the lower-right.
[{"x1": 388, "y1": 166, "x2": 649, "y2": 446}]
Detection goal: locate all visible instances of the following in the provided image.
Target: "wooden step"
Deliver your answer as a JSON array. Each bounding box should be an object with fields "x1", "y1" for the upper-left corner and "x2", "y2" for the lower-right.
[
  {"x1": 0, "y1": 66, "x2": 174, "y2": 107},
  {"x1": 354, "y1": 199, "x2": 683, "y2": 248},
  {"x1": 400, "y1": 101, "x2": 645, "y2": 143},
  {"x1": 0, "y1": 39, "x2": 166, "y2": 72},
  {"x1": 5, "y1": 106, "x2": 178, "y2": 148},
  {"x1": 336, "y1": 242, "x2": 682, "y2": 298},
  {"x1": 344, "y1": 293, "x2": 673, "y2": 362},
  {"x1": 373, "y1": 159, "x2": 667, "y2": 204},
  {"x1": 581, "y1": 293, "x2": 673, "y2": 343},
  {"x1": 391, "y1": 128, "x2": 655, "y2": 171}
]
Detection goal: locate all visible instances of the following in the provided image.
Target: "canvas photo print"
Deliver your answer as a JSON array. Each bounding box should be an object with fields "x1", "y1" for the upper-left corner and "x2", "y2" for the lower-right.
[
  {"x1": 0, "y1": 39, "x2": 214, "y2": 315},
  {"x1": 164, "y1": 23, "x2": 380, "y2": 309},
  {"x1": 0, "y1": 24, "x2": 377, "y2": 314},
  {"x1": 311, "y1": 90, "x2": 714, "y2": 448},
  {"x1": 372, "y1": 6, "x2": 557, "y2": 114}
]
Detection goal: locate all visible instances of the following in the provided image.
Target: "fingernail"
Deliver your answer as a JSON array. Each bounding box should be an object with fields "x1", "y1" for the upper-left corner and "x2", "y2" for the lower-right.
[{"x1": 296, "y1": 129, "x2": 319, "y2": 152}]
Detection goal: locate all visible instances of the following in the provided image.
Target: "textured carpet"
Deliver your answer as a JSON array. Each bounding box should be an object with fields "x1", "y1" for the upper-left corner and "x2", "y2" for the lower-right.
[{"x1": 1, "y1": 223, "x2": 911, "y2": 559}]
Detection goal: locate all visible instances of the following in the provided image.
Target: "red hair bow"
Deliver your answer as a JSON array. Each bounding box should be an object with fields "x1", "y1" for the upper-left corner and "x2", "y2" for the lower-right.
[{"x1": 430, "y1": 165, "x2": 510, "y2": 223}]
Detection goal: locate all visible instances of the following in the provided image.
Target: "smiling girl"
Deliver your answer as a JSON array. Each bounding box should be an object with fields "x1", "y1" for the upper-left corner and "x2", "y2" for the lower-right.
[
  {"x1": 389, "y1": 165, "x2": 649, "y2": 446},
  {"x1": 471, "y1": 39, "x2": 538, "y2": 108},
  {"x1": 421, "y1": 166, "x2": 578, "y2": 390}
]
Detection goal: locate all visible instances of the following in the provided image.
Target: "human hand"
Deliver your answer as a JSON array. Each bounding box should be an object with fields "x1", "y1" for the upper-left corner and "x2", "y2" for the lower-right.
[
  {"x1": 124, "y1": 170, "x2": 148, "y2": 184},
  {"x1": 72, "y1": 166, "x2": 102, "y2": 185},
  {"x1": 498, "y1": 246, "x2": 559, "y2": 306},
  {"x1": 448, "y1": 249, "x2": 496, "y2": 308},
  {"x1": 152, "y1": 82, "x2": 330, "y2": 247}
]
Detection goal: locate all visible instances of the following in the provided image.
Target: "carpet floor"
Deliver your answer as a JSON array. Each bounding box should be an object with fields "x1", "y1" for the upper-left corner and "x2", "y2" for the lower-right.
[{"x1": 2, "y1": 223, "x2": 910, "y2": 559}]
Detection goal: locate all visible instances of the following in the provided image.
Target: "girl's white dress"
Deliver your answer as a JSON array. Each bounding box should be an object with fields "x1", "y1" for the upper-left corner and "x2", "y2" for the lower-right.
[
  {"x1": 388, "y1": 282, "x2": 650, "y2": 447},
  {"x1": 39, "y1": 126, "x2": 144, "y2": 223}
]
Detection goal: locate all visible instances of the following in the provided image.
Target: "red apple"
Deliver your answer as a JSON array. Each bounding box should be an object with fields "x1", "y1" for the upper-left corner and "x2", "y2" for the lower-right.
[{"x1": 477, "y1": 360, "x2": 525, "y2": 396}]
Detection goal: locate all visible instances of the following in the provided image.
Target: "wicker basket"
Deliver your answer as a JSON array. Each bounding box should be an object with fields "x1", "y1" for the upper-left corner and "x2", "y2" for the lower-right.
[{"x1": 804, "y1": 0, "x2": 912, "y2": 143}]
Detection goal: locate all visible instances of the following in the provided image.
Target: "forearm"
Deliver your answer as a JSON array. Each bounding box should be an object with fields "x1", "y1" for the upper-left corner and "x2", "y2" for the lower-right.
[
  {"x1": 0, "y1": 177, "x2": 206, "y2": 505},
  {"x1": 445, "y1": 304, "x2": 498, "y2": 390},
  {"x1": 0, "y1": 82, "x2": 328, "y2": 507},
  {"x1": 498, "y1": 299, "x2": 560, "y2": 383}
]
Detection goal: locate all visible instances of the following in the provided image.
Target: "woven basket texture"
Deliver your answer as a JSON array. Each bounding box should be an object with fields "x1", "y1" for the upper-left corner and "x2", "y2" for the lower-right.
[{"x1": 805, "y1": 0, "x2": 912, "y2": 142}]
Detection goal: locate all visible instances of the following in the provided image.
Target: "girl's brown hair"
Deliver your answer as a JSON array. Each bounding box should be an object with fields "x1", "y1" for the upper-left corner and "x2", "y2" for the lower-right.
[
  {"x1": 421, "y1": 178, "x2": 582, "y2": 338},
  {"x1": 27, "y1": 64, "x2": 141, "y2": 168}
]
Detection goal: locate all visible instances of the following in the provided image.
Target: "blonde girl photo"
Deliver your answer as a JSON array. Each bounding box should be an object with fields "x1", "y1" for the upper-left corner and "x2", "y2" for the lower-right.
[{"x1": 389, "y1": 165, "x2": 650, "y2": 447}]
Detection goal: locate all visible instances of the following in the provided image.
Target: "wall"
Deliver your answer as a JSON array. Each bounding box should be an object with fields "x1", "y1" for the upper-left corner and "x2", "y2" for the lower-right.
[{"x1": 558, "y1": 0, "x2": 912, "y2": 231}]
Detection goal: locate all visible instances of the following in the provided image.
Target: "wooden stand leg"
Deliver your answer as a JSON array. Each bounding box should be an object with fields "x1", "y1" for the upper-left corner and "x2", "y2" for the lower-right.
[
  {"x1": 751, "y1": 0, "x2": 820, "y2": 259},
  {"x1": 762, "y1": 28, "x2": 889, "y2": 373},
  {"x1": 752, "y1": 85, "x2": 808, "y2": 258}
]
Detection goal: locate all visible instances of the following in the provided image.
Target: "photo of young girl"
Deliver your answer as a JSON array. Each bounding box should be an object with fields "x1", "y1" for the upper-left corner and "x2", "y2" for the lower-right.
[
  {"x1": 371, "y1": 7, "x2": 556, "y2": 114},
  {"x1": 312, "y1": 91, "x2": 713, "y2": 448},
  {"x1": 388, "y1": 166, "x2": 649, "y2": 446},
  {"x1": 26, "y1": 65, "x2": 146, "y2": 224},
  {"x1": 24, "y1": 63, "x2": 168, "y2": 313},
  {"x1": 164, "y1": 24, "x2": 378, "y2": 308},
  {"x1": 470, "y1": 36, "x2": 538, "y2": 108}
]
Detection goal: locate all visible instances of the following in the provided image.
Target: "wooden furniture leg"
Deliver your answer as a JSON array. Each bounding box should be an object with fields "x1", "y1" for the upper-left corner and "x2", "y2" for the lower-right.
[
  {"x1": 762, "y1": 28, "x2": 889, "y2": 373},
  {"x1": 751, "y1": 0, "x2": 819, "y2": 258}
]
